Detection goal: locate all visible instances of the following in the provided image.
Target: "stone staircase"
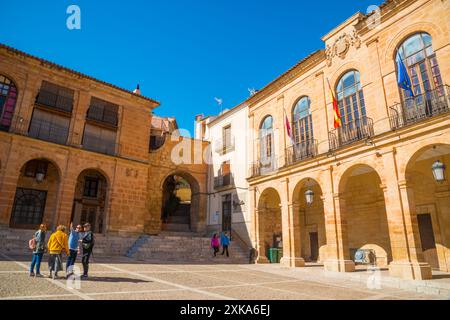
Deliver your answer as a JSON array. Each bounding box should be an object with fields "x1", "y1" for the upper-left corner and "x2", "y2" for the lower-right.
[
  {"x1": 130, "y1": 232, "x2": 249, "y2": 264},
  {"x1": 0, "y1": 227, "x2": 250, "y2": 264}
]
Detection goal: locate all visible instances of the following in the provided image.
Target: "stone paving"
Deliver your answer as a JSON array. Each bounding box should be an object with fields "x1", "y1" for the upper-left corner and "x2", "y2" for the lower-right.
[{"x1": 0, "y1": 252, "x2": 446, "y2": 300}]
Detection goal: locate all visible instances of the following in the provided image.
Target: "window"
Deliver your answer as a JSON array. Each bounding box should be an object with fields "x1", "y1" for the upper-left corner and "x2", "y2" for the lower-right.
[
  {"x1": 336, "y1": 70, "x2": 367, "y2": 127},
  {"x1": 28, "y1": 109, "x2": 70, "y2": 145},
  {"x1": 292, "y1": 97, "x2": 313, "y2": 144},
  {"x1": 0, "y1": 75, "x2": 18, "y2": 132},
  {"x1": 260, "y1": 116, "x2": 274, "y2": 161},
  {"x1": 83, "y1": 178, "x2": 99, "y2": 198},
  {"x1": 222, "y1": 125, "x2": 232, "y2": 153},
  {"x1": 36, "y1": 81, "x2": 74, "y2": 113},
  {"x1": 82, "y1": 123, "x2": 117, "y2": 155},
  {"x1": 10, "y1": 188, "x2": 47, "y2": 227},
  {"x1": 87, "y1": 97, "x2": 119, "y2": 127}
]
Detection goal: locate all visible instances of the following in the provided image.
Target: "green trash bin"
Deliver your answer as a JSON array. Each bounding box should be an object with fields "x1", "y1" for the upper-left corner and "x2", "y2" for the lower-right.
[{"x1": 268, "y1": 248, "x2": 278, "y2": 263}]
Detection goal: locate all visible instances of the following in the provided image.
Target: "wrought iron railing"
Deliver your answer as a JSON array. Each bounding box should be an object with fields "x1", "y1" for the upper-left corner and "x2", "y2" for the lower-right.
[
  {"x1": 35, "y1": 89, "x2": 74, "y2": 113},
  {"x1": 249, "y1": 156, "x2": 278, "y2": 178},
  {"x1": 389, "y1": 85, "x2": 449, "y2": 130},
  {"x1": 328, "y1": 117, "x2": 374, "y2": 151},
  {"x1": 82, "y1": 133, "x2": 118, "y2": 156},
  {"x1": 214, "y1": 136, "x2": 236, "y2": 155},
  {"x1": 87, "y1": 104, "x2": 118, "y2": 127},
  {"x1": 214, "y1": 174, "x2": 234, "y2": 189},
  {"x1": 285, "y1": 139, "x2": 317, "y2": 166},
  {"x1": 28, "y1": 118, "x2": 69, "y2": 145}
]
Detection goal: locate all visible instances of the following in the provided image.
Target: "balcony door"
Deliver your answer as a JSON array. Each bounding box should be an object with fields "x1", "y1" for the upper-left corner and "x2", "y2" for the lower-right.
[
  {"x1": 222, "y1": 194, "x2": 232, "y2": 233},
  {"x1": 292, "y1": 96, "x2": 314, "y2": 160}
]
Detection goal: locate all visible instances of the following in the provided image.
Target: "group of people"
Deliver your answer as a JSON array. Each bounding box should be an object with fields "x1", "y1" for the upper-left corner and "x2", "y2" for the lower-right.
[
  {"x1": 29, "y1": 222, "x2": 95, "y2": 280},
  {"x1": 210, "y1": 232, "x2": 230, "y2": 257}
]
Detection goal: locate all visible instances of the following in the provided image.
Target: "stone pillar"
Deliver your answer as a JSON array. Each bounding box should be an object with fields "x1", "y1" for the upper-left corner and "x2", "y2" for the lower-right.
[
  {"x1": 11, "y1": 75, "x2": 41, "y2": 135},
  {"x1": 281, "y1": 201, "x2": 305, "y2": 267},
  {"x1": 435, "y1": 189, "x2": 450, "y2": 272},
  {"x1": 255, "y1": 207, "x2": 269, "y2": 264},
  {"x1": 322, "y1": 167, "x2": 355, "y2": 272},
  {"x1": 69, "y1": 90, "x2": 90, "y2": 147},
  {"x1": 382, "y1": 151, "x2": 432, "y2": 280}
]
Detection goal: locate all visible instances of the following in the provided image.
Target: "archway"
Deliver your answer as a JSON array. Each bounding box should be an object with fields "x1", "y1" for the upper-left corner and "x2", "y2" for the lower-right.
[
  {"x1": 10, "y1": 159, "x2": 60, "y2": 229},
  {"x1": 257, "y1": 188, "x2": 282, "y2": 263},
  {"x1": 292, "y1": 179, "x2": 326, "y2": 263},
  {"x1": 339, "y1": 165, "x2": 392, "y2": 268},
  {"x1": 71, "y1": 169, "x2": 108, "y2": 234},
  {"x1": 405, "y1": 144, "x2": 450, "y2": 272},
  {"x1": 161, "y1": 173, "x2": 200, "y2": 232}
]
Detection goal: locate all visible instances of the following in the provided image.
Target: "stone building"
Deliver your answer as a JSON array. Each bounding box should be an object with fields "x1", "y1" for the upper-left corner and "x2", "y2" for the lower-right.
[
  {"x1": 0, "y1": 44, "x2": 209, "y2": 237},
  {"x1": 242, "y1": 0, "x2": 449, "y2": 280}
]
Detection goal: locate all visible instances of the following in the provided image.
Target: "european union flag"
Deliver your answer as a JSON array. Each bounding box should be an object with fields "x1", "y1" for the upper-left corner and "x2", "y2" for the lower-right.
[{"x1": 396, "y1": 52, "x2": 415, "y2": 97}]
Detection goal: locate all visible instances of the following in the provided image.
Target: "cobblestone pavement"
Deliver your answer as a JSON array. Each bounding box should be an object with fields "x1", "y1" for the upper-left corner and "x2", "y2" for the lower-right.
[{"x1": 0, "y1": 253, "x2": 445, "y2": 300}]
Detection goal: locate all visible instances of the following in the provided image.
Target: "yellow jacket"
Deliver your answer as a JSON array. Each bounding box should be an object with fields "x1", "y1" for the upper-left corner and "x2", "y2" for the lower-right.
[{"x1": 47, "y1": 230, "x2": 69, "y2": 255}]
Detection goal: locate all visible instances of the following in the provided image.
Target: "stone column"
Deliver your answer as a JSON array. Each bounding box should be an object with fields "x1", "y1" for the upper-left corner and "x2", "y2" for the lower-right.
[
  {"x1": 69, "y1": 90, "x2": 90, "y2": 147},
  {"x1": 255, "y1": 207, "x2": 269, "y2": 264},
  {"x1": 12, "y1": 74, "x2": 41, "y2": 135},
  {"x1": 322, "y1": 167, "x2": 355, "y2": 272},
  {"x1": 382, "y1": 152, "x2": 432, "y2": 280},
  {"x1": 435, "y1": 189, "x2": 450, "y2": 272},
  {"x1": 283, "y1": 201, "x2": 305, "y2": 267}
]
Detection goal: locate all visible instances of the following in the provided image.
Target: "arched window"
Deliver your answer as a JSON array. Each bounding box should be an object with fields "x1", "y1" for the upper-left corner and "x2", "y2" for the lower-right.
[
  {"x1": 292, "y1": 97, "x2": 313, "y2": 145},
  {"x1": 0, "y1": 75, "x2": 18, "y2": 132},
  {"x1": 336, "y1": 70, "x2": 367, "y2": 127},
  {"x1": 259, "y1": 116, "x2": 274, "y2": 162},
  {"x1": 397, "y1": 32, "x2": 443, "y2": 97}
]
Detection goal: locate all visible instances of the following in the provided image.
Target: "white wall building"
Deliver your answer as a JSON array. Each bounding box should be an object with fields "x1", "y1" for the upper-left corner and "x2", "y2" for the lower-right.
[{"x1": 195, "y1": 105, "x2": 252, "y2": 246}]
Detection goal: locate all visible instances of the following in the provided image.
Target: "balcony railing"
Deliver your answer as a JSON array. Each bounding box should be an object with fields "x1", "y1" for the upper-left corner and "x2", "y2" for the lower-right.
[
  {"x1": 285, "y1": 140, "x2": 317, "y2": 166},
  {"x1": 249, "y1": 156, "x2": 278, "y2": 178},
  {"x1": 82, "y1": 134, "x2": 118, "y2": 156},
  {"x1": 329, "y1": 117, "x2": 374, "y2": 151},
  {"x1": 87, "y1": 104, "x2": 118, "y2": 127},
  {"x1": 214, "y1": 137, "x2": 235, "y2": 155},
  {"x1": 35, "y1": 90, "x2": 74, "y2": 114},
  {"x1": 214, "y1": 174, "x2": 234, "y2": 189},
  {"x1": 28, "y1": 118, "x2": 69, "y2": 145},
  {"x1": 389, "y1": 85, "x2": 449, "y2": 130}
]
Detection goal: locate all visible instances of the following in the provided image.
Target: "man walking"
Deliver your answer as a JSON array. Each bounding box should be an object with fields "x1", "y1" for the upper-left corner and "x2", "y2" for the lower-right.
[
  {"x1": 81, "y1": 223, "x2": 94, "y2": 279},
  {"x1": 220, "y1": 231, "x2": 230, "y2": 257},
  {"x1": 66, "y1": 222, "x2": 82, "y2": 277}
]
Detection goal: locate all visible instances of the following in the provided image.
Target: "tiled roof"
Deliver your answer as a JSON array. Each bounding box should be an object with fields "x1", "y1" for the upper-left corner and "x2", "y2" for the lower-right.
[{"x1": 0, "y1": 43, "x2": 160, "y2": 106}]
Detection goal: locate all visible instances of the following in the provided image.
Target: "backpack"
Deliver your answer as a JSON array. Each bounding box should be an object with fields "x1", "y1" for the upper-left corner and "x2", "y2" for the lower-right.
[
  {"x1": 29, "y1": 237, "x2": 36, "y2": 250},
  {"x1": 82, "y1": 231, "x2": 95, "y2": 250}
]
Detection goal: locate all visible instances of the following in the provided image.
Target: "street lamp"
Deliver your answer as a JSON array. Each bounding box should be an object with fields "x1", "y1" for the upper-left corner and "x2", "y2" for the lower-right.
[
  {"x1": 432, "y1": 160, "x2": 446, "y2": 182},
  {"x1": 35, "y1": 172, "x2": 45, "y2": 183},
  {"x1": 305, "y1": 190, "x2": 314, "y2": 205}
]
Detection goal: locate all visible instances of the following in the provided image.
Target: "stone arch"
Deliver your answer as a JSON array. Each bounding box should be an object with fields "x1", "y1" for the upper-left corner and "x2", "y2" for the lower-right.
[
  {"x1": 9, "y1": 158, "x2": 62, "y2": 230},
  {"x1": 256, "y1": 187, "x2": 282, "y2": 263},
  {"x1": 403, "y1": 143, "x2": 450, "y2": 272},
  {"x1": 338, "y1": 164, "x2": 392, "y2": 268},
  {"x1": 328, "y1": 61, "x2": 368, "y2": 89},
  {"x1": 160, "y1": 170, "x2": 204, "y2": 233},
  {"x1": 384, "y1": 22, "x2": 444, "y2": 67},
  {"x1": 291, "y1": 178, "x2": 327, "y2": 263},
  {"x1": 71, "y1": 168, "x2": 110, "y2": 234}
]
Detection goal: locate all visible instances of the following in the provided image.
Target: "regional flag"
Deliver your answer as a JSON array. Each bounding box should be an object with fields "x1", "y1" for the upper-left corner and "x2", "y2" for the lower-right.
[
  {"x1": 328, "y1": 79, "x2": 342, "y2": 129},
  {"x1": 285, "y1": 113, "x2": 294, "y2": 144}
]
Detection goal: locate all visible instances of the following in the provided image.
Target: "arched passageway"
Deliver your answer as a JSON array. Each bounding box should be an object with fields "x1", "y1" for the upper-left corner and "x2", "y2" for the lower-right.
[
  {"x1": 339, "y1": 165, "x2": 392, "y2": 268},
  {"x1": 71, "y1": 169, "x2": 108, "y2": 234},
  {"x1": 257, "y1": 188, "x2": 282, "y2": 263},
  {"x1": 405, "y1": 144, "x2": 450, "y2": 272}
]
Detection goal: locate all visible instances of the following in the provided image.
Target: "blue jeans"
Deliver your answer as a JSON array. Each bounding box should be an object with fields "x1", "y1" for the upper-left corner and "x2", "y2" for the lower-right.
[
  {"x1": 30, "y1": 253, "x2": 44, "y2": 274},
  {"x1": 66, "y1": 249, "x2": 78, "y2": 272}
]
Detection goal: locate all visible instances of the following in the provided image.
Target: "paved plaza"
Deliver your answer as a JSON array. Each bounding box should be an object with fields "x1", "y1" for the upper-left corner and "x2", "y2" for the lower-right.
[{"x1": 0, "y1": 253, "x2": 447, "y2": 300}]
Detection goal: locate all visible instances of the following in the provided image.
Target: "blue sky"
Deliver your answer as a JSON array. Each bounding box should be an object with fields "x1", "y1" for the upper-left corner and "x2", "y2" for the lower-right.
[{"x1": 0, "y1": 0, "x2": 382, "y2": 134}]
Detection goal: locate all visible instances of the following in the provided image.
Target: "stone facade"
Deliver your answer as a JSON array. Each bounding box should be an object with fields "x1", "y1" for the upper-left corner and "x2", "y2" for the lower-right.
[
  {"x1": 244, "y1": 0, "x2": 450, "y2": 280},
  {"x1": 0, "y1": 44, "x2": 209, "y2": 236}
]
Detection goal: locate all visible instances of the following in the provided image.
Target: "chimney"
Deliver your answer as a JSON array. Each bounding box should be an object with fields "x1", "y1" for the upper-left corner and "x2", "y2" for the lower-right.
[{"x1": 133, "y1": 84, "x2": 141, "y2": 95}]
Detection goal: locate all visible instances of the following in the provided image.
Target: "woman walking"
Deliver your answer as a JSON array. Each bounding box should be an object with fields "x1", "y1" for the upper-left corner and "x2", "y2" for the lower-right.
[
  {"x1": 29, "y1": 224, "x2": 47, "y2": 277},
  {"x1": 47, "y1": 225, "x2": 69, "y2": 279},
  {"x1": 211, "y1": 233, "x2": 220, "y2": 257}
]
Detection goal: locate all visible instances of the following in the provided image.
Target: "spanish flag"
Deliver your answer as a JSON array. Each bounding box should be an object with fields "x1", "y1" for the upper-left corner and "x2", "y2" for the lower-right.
[{"x1": 328, "y1": 79, "x2": 342, "y2": 129}]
